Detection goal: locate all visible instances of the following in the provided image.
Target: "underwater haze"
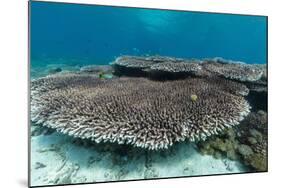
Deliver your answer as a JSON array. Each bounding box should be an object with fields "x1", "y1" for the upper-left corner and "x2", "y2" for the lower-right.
[{"x1": 30, "y1": 1, "x2": 267, "y2": 67}]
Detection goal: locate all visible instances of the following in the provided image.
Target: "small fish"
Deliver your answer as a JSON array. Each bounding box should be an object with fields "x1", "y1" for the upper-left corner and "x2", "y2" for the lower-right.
[
  {"x1": 98, "y1": 72, "x2": 113, "y2": 79},
  {"x1": 190, "y1": 94, "x2": 198, "y2": 102},
  {"x1": 98, "y1": 72, "x2": 105, "y2": 79}
]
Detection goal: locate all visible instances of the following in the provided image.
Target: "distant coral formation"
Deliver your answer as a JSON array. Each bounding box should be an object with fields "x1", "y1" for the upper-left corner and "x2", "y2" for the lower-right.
[
  {"x1": 150, "y1": 61, "x2": 201, "y2": 74},
  {"x1": 111, "y1": 55, "x2": 265, "y2": 83},
  {"x1": 202, "y1": 59, "x2": 264, "y2": 82},
  {"x1": 31, "y1": 73, "x2": 250, "y2": 150}
]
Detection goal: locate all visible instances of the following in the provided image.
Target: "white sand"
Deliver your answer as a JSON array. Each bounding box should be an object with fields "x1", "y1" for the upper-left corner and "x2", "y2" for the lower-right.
[{"x1": 30, "y1": 126, "x2": 248, "y2": 187}]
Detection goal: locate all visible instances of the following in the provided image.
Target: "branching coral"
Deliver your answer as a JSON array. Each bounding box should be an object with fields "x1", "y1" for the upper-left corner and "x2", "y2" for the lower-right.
[{"x1": 31, "y1": 73, "x2": 250, "y2": 150}]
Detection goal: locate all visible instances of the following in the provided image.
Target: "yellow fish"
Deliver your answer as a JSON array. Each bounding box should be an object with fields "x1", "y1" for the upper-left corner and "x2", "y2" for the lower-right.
[{"x1": 190, "y1": 94, "x2": 198, "y2": 102}]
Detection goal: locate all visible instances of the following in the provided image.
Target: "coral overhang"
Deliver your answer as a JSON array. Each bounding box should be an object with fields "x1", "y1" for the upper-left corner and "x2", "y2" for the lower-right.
[{"x1": 31, "y1": 73, "x2": 251, "y2": 150}]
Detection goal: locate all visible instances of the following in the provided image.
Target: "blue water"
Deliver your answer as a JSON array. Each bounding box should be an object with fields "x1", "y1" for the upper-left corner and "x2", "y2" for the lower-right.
[{"x1": 30, "y1": 1, "x2": 267, "y2": 66}]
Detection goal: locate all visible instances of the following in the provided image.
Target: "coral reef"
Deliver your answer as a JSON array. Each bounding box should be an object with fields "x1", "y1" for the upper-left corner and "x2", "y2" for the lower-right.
[
  {"x1": 30, "y1": 55, "x2": 267, "y2": 186},
  {"x1": 111, "y1": 56, "x2": 265, "y2": 84},
  {"x1": 150, "y1": 62, "x2": 201, "y2": 74},
  {"x1": 242, "y1": 64, "x2": 267, "y2": 94},
  {"x1": 202, "y1": 59, "x2": 264, "y2": 82},
  {"x1": 146, "y1": 61, "x2": 202, "y2": 80},
  {"x1": 31, "y1": 73, "x2": 250, "y2": 150},
  {"x1": 197, "y1": 110, "x2": 267, "y2": 171},
  {"x1": 112, "y1": 56, "x2": 159, "y2": 68},
  {"x1": 255, "y1": 64, "x2": 267, "y2": 81},
  {"x1": 196, "y1": 128, "x2": 239, "y2": 160},
  {"x1": 111, "y1": 55, "x2": 202, "y2": 78},
  {"x1": 111, "y1": 56, "x2": 159, "y2": 77},
  {"x1": 111, "y1": 56, "x2": 266, "y2": 111}
]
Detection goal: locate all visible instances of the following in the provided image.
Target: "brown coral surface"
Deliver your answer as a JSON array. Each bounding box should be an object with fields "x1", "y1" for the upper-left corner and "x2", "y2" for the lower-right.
[
  {"x1": 31, "y1": 73, "x2": 250, "y2": 150},
  {"x1": 197, "y1": 111, "x2": 267, "y2": 171}
]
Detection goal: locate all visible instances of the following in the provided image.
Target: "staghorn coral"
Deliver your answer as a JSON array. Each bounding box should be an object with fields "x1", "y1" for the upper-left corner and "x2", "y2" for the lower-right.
[
  {"x1": 31, "y1": 73, "x2": 250, "y2": 150},
  {"x1": 202, "y1": 59, "x2": 264, "y2": 82}
]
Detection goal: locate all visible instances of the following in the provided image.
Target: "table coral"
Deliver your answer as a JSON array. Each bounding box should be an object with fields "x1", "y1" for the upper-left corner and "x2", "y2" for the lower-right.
[{"x1": 31, "y1": 73, "x2": 250, "y2": 150}]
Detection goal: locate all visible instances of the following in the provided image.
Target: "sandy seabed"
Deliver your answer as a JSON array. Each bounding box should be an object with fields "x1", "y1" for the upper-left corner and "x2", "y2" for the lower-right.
[{"x1": 30, "y1": 124, "x2": 248, "y2": 187}]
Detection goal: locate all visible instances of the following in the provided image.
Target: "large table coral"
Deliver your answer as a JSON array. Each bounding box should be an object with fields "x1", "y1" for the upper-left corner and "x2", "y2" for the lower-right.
[
  {"x1": 111, "y1": 55, "x2": 265, "y2": 83},
  {"x1": 31, "y1": 72, "x2": 250, "y2": 150}
]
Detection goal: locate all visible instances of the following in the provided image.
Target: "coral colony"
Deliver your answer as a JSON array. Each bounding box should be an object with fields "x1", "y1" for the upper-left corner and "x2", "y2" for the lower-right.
[{"x1": 31, "y1": 55, "x2": 266, "y2": 152}]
